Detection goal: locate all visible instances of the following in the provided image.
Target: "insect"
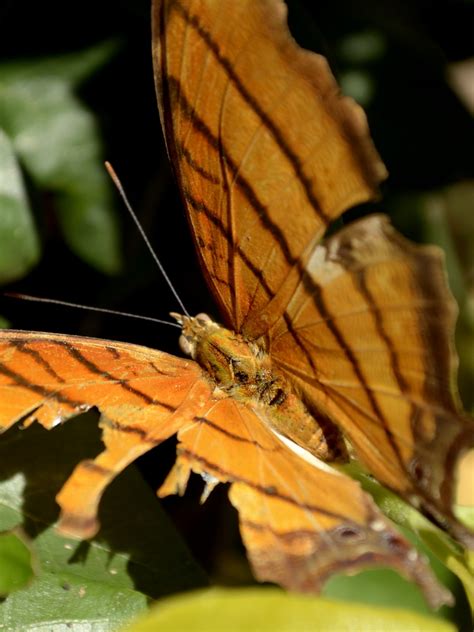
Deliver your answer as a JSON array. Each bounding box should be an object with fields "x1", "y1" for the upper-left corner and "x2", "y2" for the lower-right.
[{"x1": 0, "y1": 0, "x2": 472, "y2": 609}]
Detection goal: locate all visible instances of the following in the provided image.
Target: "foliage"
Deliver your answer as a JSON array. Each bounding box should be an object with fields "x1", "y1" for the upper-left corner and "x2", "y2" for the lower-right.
[{"x1": 0, "y1": 42, "x2": 121, "y2": 280}]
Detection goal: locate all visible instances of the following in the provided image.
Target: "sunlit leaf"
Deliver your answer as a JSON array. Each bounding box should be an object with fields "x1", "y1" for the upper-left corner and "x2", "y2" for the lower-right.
[
  {"x1": 0, "y1": 42, "x2": 121, "y2": 275},
  {"x1": 122, "y1": 588, "x2": 456, "y2": 632},
  {"x1": 0, "y1": 130, "x2": 40, "y2": 283},
  {"x1": 0, "y1": 530, "x2": 35, "y2": 596}
]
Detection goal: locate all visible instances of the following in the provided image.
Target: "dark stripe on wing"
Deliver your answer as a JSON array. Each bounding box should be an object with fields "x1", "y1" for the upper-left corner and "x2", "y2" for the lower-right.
[
  {"x1": 80, "y1": 460, "x2": 113, "y2": 476},
  {"x1": 50, "y1": 340, "x2": 156, "y2": 406},
  {"x1": 0, "y1": 362, "x2": 83, "y2": 409},
  {"x1": 105, "y1": 346, "x2": 121, "y2": 359},
  {"x1": 99, "y1": 401, "x2": 177, "y2": 445},
  {"x1": 172, "y1": 78, "x2": 300, "y2": 268},
  {"x1": 352, "y1": 269, "x2": 409, "y2": 473},
  {"x1": 195, "y1": 415, "x2": 276, "y2": 451},
  {"x1": 177, "y1": 139, "x2": 220, "y2": 184},
  {"x1": 183, "y1": 188, "x2": 275, "y2": 300},
  {"x1": 303, "y1": 275, "x2": 404, "y2": 466},
  {"x1": 9, "y1": 339, "x2": 65, "y2": 383},
  {"x1": 411, "y1": 255, "x2": 458, "y2": 413}
]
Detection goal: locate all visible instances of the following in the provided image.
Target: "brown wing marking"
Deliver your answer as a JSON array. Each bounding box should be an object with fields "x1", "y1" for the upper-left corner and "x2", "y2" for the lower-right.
[
  {"x1": 158, "y1": 396, "x2": 452, "y2": 608},
  {"x1": 152, "y1": 0, "x2": 386, "y2": 330},
  {"x1": 269, "y1": 215, "x2": 474, "y2": 547},
  {"x1": 0, "y1": 330, "x2": 213, "y2": 537}
]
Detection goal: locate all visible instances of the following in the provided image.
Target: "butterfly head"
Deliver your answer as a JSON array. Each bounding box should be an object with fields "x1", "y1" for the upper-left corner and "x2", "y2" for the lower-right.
[
  {"x1": 171, "y1": 311, "x2": 267, "y2": 393},
  {"x1": 170, "y1": 312, "x2": 219, "y2": 359}
]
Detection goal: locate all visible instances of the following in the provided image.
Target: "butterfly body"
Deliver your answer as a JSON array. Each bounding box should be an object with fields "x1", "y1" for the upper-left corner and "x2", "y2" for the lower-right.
[{"x1": 174, "y1": 312, "x2": 341, "y2": 461}]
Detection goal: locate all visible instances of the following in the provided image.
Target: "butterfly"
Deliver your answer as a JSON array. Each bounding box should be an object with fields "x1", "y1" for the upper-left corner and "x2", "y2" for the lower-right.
[{"x1": 0, "y1": 0, "x2": 472, "y2": 609}]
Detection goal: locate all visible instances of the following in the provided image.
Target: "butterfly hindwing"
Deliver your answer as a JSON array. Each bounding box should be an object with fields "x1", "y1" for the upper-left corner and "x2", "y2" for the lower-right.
[
  {"x1": 268, "y1": 215, "x2": 474, "y2": 547},
  {"x1": 159, "y1": 396, "x2": 450, "y2": 607}
]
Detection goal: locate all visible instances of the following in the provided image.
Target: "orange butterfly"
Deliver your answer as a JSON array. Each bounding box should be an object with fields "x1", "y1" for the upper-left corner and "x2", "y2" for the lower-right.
[{"x1": 0, "y1": 0, "x2": 472, "y2": 609}]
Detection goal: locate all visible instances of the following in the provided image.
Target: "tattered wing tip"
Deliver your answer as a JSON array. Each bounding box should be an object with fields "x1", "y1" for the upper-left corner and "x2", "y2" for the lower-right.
[
  {"x1": 56, "y1": 512, "x2": 100, "y2": 540},
  {"x1": 158, "y1": 453, "x2": 193, "y2": 498}
]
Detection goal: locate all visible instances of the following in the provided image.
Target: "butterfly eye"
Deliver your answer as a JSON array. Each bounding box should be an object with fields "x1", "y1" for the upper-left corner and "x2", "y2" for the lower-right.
[
  {"x1": 268, "y1": 387, "x2": 286, "y2": 406},
  {"x1": 178, "y1": 334, "x2": 195, "y2": 358},
  {"x1": 196, "y1": 313, "x2": 212, "y2": 325}
]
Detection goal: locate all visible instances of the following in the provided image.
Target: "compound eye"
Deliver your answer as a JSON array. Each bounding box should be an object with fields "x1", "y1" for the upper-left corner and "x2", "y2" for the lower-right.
[
  {"x1": 196, "y1": 313, "x2": 212, "y2": 325},
  {"x1": 179, "y1": 334, "x2": 195, "y2": 358}
]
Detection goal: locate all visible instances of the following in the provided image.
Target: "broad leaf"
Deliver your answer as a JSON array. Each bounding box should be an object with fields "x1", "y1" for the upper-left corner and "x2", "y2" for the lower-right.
[
  {"x1": 122, "y1": 588, "x2": 456, "y2": 632},
  {"x1": 0, "y1": 130, "x2": 39, "y2": 283},
  {"x1": 0, "y1": 42, "x2": 121, "y2": 275},
  {"x1": 0, "y1": 530, "x2": 35, "y2": 595}
]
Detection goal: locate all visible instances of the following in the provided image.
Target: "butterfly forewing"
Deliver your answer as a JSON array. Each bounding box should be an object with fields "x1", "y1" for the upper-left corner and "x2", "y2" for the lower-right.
[
  {"x1": 0, "y1": 330, "x2": 214, "y2": 537},
  {"x1": 153, "y1": 0, "x2": 386, "y2": 332}
]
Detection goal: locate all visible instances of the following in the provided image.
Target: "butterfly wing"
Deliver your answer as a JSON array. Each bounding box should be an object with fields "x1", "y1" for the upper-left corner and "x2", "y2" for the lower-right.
[
  {"x1": 159, "y1": 396, "x2": 451, "y2": 608},
  {"x1": 153, "y1": 0, "x2": 473, "y2": 548},
  {"x1": 268, "y1": 215, "x2": 474, "y2": 546},
  {"x1": 152, "y1": 0, "x2": 386, "y2": 331},
  {"x1": 0, "y1": 330, "x2": 213, "y2": 537}
]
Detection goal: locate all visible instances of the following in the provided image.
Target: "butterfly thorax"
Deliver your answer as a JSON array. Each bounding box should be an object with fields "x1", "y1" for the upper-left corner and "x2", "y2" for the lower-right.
[
  {"x1": 172, "y1": 312, "x2": 276, "y2": 399},
  {"x1": 171, "y1": 312, "x2": 347, "y2": 462}
]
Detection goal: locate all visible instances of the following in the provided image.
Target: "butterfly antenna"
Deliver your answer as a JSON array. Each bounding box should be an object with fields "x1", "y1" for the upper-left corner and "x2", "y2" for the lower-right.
[
  {"x1": 4, "y1": 293, "x2": 181, "y2": 329},
  {"x1": 105, "y1": 161, "x2": 190, "y2": 317}
]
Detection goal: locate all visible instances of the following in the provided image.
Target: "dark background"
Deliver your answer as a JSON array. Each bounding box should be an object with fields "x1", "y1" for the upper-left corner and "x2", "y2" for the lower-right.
[{"x1": 0, "y1": 0, "x2": 473, "y2": 583}]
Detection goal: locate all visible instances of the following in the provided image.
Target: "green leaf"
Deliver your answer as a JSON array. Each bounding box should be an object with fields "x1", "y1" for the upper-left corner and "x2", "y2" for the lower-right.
[
  {"x1": 0, "y1": 129, "x2": 40, "y2": 283},
  {"x1": 122, "y1": 588, "x2": 456, "y2": 632},
  {"x1": 0, "y1": 414, "x2": 207, "y2": 630},
  {"x1": 0, "y1": 530, "x2": 35, "y2": 596},
  {"x1": 457, "y1": 507, "x2": 474, "y2": 533},
  {"x1": 0, "y1": 42, "x2": 121, "y2": 275}
]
